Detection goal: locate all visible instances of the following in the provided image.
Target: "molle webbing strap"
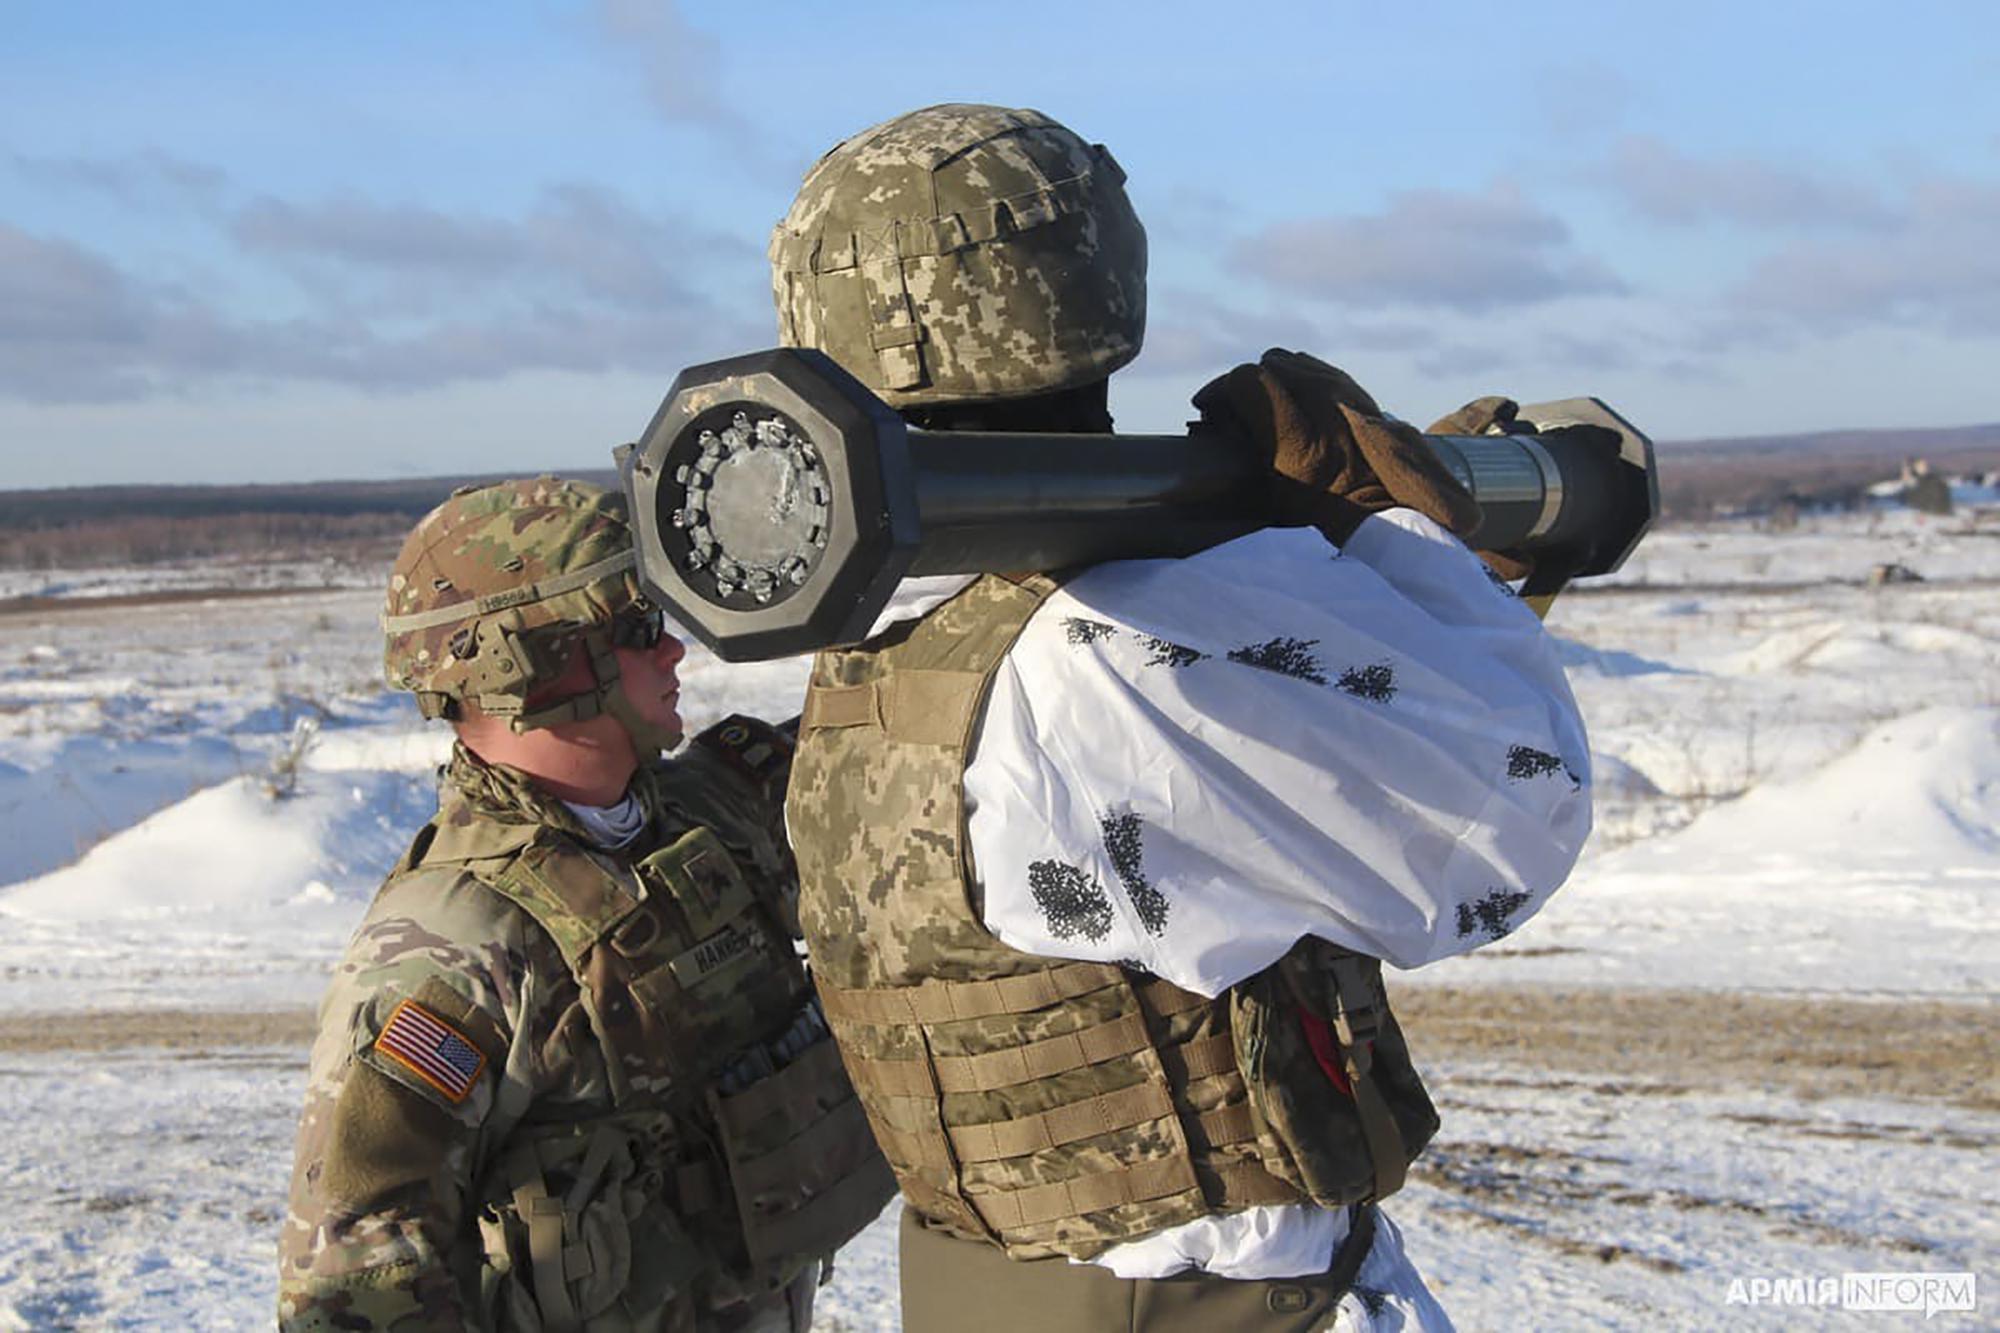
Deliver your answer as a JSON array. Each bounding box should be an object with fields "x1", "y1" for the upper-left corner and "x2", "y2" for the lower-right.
[
  {"x1": 506, "y1": 1147, "x2": 583, "y2": 1333},
  {"x1": 839, "y1": 1049, "x2": 991, "y2": 1241},
  {"x1": 838, "y1": 1052, "x2": 936, "y2": 1102},
  {"x1": 1133, "y1": 976, "x2": 1211, "y2": 1019},
  {"x1": 945, "y1": 1081, "x2": 1176, "y2": 1163},
  {"x1": 816, "y1": 961, "x2": 1124, "y2": 1027},
  {"x1": 931, "y1": 1011, "x2": 1152, "y2": 1093},
  {"x1": 969, "y1": 1156, "x2": 1200, "y2": 1233},
  {"x1": 1344, "y1": 1049, "x2": 1409, "y2": 1201},
  {"x1": 867, "y1": 1114, "x2": 956, "y2": 1176},
  {"x1": 858, "y1": 230, "x2": 925, "y2": 390},
  {"x1": 379, "y1": 550, "x2": 638, "y2": 633},
  {"x1": 1329, "y1": 954, "x2": 1411, "y2": 1201},
  {"x1": 1158, "y1": 1032, "x2": 1239, "y2": 1085},
  {"x1": 832, "y1": 1011, "x2": 1152, "y2": 1098},
  {"x1": 898, "y1": 1173, "x2": 986, "y2": 1238},
  {"x1": 1207, "y1": 1160, "x2": 1308, "y2": 1209},
  {"x1": 1190, "y1": 1103, "x2": 1261, "y2": 1151}
]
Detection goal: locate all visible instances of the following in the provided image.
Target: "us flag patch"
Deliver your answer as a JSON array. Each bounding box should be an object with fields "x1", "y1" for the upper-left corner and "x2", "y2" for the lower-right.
[{"x1": 374, "y1": 998, "x2": 486, "y2": 1104}]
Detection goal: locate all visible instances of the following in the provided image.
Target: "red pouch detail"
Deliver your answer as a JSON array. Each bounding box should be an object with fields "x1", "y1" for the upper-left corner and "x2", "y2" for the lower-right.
[{"x1": 1296, "y1": 1004, "x2": 1353, "y2": 1095}]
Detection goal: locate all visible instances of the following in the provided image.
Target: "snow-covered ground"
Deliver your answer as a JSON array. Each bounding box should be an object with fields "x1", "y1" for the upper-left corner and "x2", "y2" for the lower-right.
[{"x1": 0, "y1": 505, "x2": 1994, "y2": 1328}]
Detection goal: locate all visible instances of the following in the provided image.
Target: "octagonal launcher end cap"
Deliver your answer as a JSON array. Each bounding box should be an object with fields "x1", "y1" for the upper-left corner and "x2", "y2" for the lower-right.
[
  {"x1": 622, "y1": 348, "x2": 923, "y2": 661},
  {"x1": 1515, "y1": 396, "x2": 1660, "y2": 577}
]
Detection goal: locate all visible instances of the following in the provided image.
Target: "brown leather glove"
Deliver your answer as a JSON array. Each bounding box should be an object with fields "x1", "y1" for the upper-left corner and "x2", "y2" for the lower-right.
[
  {"x1": 1426, "y1": 396, "x2": 1525, "y2": 437},
  {"x1": 1477, "y1": 548, "x2": 1534, "y2": 582},
  {"x1": 1194, "y1": 349, "x2": 1481, "y2": 545}
]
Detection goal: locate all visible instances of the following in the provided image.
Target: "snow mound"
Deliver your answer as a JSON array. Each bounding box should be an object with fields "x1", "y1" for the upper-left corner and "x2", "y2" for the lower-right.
[
  {"x1": 0, "y1": 735, "x2": 254, "y2": 889},
  {"x1": 1423, "y1": 707, "x2": 2000, "y2": 995},
  {"x1": 1731, "y1": 620, "x2": 2000, "y2": 677},
  {"x1": 1552, "y1": 637, "x2": 1688, "y2": 678},
  {"x1": 0, "y1": 767, "x2": 433, "y2": 923},
  {"x1": 1626, "y1": 705, "x2": 2000, "y2": 873},
  {"x1": 309, "y1": 723, "x2": 451, "y2": 773}
]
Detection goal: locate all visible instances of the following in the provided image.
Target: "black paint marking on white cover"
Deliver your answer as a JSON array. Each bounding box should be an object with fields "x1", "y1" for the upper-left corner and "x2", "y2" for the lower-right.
[
  {"x1": 1101, "y1": 809, "x2": 1169, "y2": 936},
  {"x1": 1028, "y1": 860, "x2": 1115, "y2": 942},
  {"x1": 1455, "y1": 888, "x2": 1533, "y2": 940},
  {"x1": 1227, "y1": 636, "x2": 1328, "y2": 685},
  {"x1": 1063, "y1": 616, "x2": 1118, "y2": 647},
  {"x1": 1140, "y1": 635, "x2": 1206, "y2": 668},
  {"x1": 1506, "y1": 743, "x2": 1578, "y2": 789},
  {"x1": 1337, "y1": 662, "x2": 1397, "y2": 702}
]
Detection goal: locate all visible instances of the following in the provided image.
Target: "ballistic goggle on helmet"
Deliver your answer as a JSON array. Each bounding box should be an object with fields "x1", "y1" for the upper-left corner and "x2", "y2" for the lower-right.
[{"x1": 382, "y1": 477, "x2": 680, "y2": 747}]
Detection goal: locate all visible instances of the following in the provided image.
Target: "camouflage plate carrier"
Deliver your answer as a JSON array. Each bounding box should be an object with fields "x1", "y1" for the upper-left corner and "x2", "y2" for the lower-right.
[
  {"x1": 786, "y1": 575, "x2": 1438, "y2": 1263},
  {"x1": 279, "y1": 729, "x2": 896, "y2": 1331}
]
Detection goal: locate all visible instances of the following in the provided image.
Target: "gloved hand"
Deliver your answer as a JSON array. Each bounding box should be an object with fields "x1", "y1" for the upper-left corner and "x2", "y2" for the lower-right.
[
  {"x1": 1426, "y1": 396, "x2": 1526, "y2": 437},
  {"x1": 1194, "y1": 348, "x2": 1481, "y2": 545},
  {"x1": 1477, "y1": 548, "x2": 1534, "y2": 582}
]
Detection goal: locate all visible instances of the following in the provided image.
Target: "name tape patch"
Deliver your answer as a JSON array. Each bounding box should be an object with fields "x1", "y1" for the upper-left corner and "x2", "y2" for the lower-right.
[
  {"x1": 374, "y1": 998, "x2": 487, "y2": 1104},
  {"x1": 668, "y1": 920, "x2": 766, "y2": 990}
]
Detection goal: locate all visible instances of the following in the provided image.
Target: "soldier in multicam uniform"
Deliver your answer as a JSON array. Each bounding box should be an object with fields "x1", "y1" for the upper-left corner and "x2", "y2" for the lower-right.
[
  {"x1": 770, "y1": 106, "x2": 1594, "y2": 1330},
  {"x1": 278, "y1": 477, "x2": 893, "y2": 1332}
]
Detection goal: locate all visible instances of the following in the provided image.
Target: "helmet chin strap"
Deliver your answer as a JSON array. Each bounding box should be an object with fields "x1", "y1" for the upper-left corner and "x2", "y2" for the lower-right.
[
  {"x1": 601, "y1": 675, "x2": 684, "y2": 758},
  {"x1": 501, "y1": 626, "x2": 682, "y2": 757}
]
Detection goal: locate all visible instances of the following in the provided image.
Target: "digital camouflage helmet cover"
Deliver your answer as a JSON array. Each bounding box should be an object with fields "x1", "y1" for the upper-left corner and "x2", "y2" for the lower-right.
[{"x1": 770, "y1": 103, "x2": 1147, "y2": 407}]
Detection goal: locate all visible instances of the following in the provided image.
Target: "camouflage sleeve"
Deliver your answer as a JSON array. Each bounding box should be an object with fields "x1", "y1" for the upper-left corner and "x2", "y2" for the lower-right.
[{"x1": 277, "y1": 867, "x2": 556, "y2": 1331}]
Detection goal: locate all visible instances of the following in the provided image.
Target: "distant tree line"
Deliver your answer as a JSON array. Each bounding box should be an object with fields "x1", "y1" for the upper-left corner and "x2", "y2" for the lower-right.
[
  {"x1": 1659, "y1": 447, "x2": 1999, "y2": 519},
  {"x1": 0, "y1": 512, "x2": 412, "y2": 569},
  {"x1": 0, "y1": 470, "x2": 618, "y2": 569}
]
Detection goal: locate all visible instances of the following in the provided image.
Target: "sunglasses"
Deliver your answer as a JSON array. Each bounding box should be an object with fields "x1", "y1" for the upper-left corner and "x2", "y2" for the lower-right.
[{"x1": 609, "y1": 607, "x2": 672, "y2": 651}]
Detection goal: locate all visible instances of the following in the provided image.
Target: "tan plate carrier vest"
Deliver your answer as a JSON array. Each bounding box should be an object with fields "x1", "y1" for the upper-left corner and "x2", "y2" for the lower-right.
[
  {"x1": 401, "y1": 771, "x2": 896, "y2": 1322},
  {"x1": 790, "y1": 574, "x2": 1332, "y2": 1262}
]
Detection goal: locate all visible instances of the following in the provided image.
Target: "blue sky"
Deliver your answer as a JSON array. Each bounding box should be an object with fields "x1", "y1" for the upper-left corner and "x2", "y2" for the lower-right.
[{"x1": 3, "y1": 0, "x2": 1996, "y2": 488}]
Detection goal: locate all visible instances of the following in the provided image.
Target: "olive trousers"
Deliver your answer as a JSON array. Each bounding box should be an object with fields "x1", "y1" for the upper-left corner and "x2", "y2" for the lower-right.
[{"x1": 898, "y1": 1206, "x2": 1376, "y2": 1333}]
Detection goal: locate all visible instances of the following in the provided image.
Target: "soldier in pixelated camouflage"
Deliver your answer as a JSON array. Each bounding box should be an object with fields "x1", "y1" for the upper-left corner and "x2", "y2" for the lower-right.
[
  {"x1": 277, "y1": 476, "x2": 892, "y2": 1332},
  {"x1": 772, "y1": 105, "x2": 1593, "y2": 1331}
]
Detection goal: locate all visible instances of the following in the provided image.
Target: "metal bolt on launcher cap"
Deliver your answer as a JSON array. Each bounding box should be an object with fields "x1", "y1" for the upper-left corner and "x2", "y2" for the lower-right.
[{"x1": 618, "y1": 348, "x2": 925, "y2": 660}]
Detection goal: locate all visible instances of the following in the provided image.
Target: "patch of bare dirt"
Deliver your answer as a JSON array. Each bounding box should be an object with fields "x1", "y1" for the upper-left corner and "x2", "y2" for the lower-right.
[
  {"x1": 5, "y1": 987, "x2": 1992, "y2": 1115},
  {"x1": 1394, "y1": 986, "x2": 1998, "y2": 1110},
  {"x1": 0, "y1": 1008, "x2": 315, "y2": 1052},
  {"x1": 0, "y1": 586, "x2": 354, "y2": 618}
]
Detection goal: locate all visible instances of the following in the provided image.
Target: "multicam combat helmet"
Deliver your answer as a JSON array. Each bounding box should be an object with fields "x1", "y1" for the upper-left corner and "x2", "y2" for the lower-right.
[
  {"x1": 382, "y1": 477, "x2": 681, "y2": 751},
  {"x1": 770, "y1": 103, "x2": 1147, "y2": 408}
]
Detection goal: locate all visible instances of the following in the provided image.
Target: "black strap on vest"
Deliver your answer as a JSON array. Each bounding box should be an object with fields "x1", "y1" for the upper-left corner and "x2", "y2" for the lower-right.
[{"x1": 1327, "y1": 1204, "x2": 1378, "y2": 1304}]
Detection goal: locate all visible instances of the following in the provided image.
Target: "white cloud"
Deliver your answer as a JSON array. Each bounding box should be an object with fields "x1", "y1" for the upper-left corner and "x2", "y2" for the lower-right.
[
  {"x1": 0, "y1": 197, "x2": 767, "y2": 404},
  {"x1": 591, "y1": 0, "x2": 759, "y2": 149},
  {"x1": 1228, "y1": 183, "x2": 1627, "y2": 313},
  {"x1": 1589, "y1": 135, "x2": 1896, "y2": 229},
  {"x1": 8, "y1": 148, "x2": 225, "y2": 211},
  {"x1": 1728, "y1": 173, "x2": 2000, "y2": 335}
]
